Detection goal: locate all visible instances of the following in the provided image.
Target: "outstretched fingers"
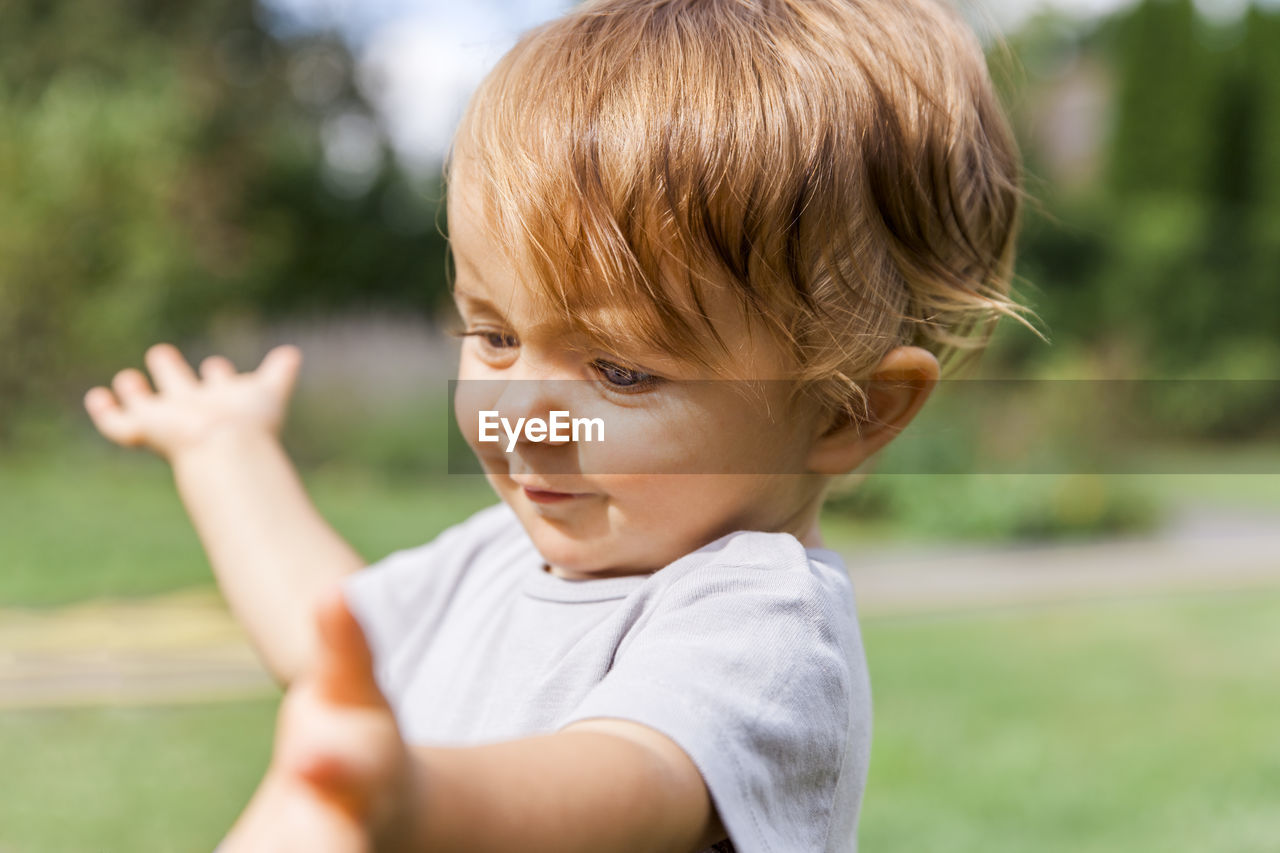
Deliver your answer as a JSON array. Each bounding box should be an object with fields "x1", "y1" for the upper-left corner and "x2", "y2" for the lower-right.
[
  {"x1": 110, "y1": 366, "x2": 153, "y2": 405},
  {"x1": 222, "y1": 588, "x2": 410, "y2": 850},
  {"x1": 281, "y1": 686, "x2": 403, "y2": 809},
  {"x1": 271, "y1": 588, "x2": 406, "y2": 824},
  {"x1": 144, "y1": 343, "x2": 199, "y2": 393},
  {"x1": 200, "y1": 354, "x2": 238, "y2": 383},
  {"x1": 83, "y1": 386, "x2": 143, "y2": 447},
  {"x1": 313, "y1": 587, "x2": 385, "y2": 710},
  {"x1": 257, "y1": 344, "x2": 302, "y2": 399}
]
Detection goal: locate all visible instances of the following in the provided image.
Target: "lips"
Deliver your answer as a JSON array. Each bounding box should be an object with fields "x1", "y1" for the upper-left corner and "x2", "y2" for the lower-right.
[
  {"x1": 511, "y1": 478, "x2": 592, "y2": 504},
  {"x1": 521, "y1": 487, "x2": 581, "y2": 504}
]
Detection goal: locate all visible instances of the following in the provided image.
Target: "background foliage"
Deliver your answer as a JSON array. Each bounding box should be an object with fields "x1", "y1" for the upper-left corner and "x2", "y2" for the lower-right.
[
  {"x1": 997, "y1": 0, "x2": 1280, "y2": 390},
  {"x1": 0, "y1": 0, "x2": 450, "y2": 442},
  {"x1": 0, "y1": 0, "x2": 1276, "y2": 538}
]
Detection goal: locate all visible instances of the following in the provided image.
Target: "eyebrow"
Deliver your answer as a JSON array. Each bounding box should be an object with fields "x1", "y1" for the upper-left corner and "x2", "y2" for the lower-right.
[{"x1": 452, "y1": 287, "x2": 505, "y2": 316}]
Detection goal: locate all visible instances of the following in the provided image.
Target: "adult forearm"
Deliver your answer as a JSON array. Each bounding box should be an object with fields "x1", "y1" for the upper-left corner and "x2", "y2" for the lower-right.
[{"x1": 171, "y1": 426, "x2": 366, "y2": 684}]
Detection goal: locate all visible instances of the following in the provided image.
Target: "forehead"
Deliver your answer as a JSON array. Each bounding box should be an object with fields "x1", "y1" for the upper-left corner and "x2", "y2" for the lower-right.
[
  {"x1": 447, "y1": 170, "x2": 632, "y2": 341},
  {"x1": 445, "y1": 154, "x2": 794, "y2": 378}
]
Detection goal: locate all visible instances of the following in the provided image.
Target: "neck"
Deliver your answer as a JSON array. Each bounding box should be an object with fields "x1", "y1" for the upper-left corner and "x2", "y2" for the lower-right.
[{"x1": 778, "y1": 479, "x2": 829, "y2": 550}]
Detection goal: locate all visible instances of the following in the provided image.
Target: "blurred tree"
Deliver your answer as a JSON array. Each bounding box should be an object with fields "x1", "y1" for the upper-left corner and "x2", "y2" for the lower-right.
[
  {"x1": 1006, "y1": 0, "x2": 1279, "y2": 382},
  {"x1": 1103, "y1": 0, "x2": 1215, "y2": 200},
  {"x1": 0, "y1": 0, "x2": 450, "y2": 444},
  {"x1": 1242, "y1": 5, "x2": 1280, "y2": 218}
]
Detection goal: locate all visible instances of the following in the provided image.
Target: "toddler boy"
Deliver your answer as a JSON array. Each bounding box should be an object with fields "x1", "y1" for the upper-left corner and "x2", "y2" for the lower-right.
[{"x1": 85, "y1": 0, "x2": 1029, "y2": 849}]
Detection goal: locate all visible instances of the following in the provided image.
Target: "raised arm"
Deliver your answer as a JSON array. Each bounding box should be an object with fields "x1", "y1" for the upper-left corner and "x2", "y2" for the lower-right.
[
  {"x1": 220, "y1": 589, "x2": 729, "y2": 853},
  {"x1": 84, "y1": 343, "x2": 366, "y2": 684}
]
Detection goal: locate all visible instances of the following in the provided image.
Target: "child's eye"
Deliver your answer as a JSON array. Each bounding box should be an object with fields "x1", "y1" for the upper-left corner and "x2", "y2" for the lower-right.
[
  {"x1": 452, "y1": 328, "x2": 518, "y2": 350},
  {"x1": 481, "y1": 331, "x2": 518, "y2": 350},
  {"x1": 592, "y1": 359, "x2": 659, "y2": 392}
]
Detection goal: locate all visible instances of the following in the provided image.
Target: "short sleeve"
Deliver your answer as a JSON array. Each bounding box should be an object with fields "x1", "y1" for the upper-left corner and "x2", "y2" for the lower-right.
[
  {"x1": 343, "y1": 538, "x2": 446, "y2": 671},
  {"x1": 557, "y1": 534, "x2": 864, "y2": 853},
  {"x1": 342, "y1": 502, "x2": 520, "y2": 697}
]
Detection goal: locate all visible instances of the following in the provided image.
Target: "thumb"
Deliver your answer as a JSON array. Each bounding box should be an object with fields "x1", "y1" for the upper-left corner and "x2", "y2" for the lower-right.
[
  {"x1": 312, "y1": 586, "x2": 387, "y2": 710},
  {"x1": 256, "y1": 344, "x2": 302, "y2": 399}
]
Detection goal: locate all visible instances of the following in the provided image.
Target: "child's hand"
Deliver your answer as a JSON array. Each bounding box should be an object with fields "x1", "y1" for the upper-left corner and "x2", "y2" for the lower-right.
[
  {"x1": 220, "y1": 589, "x2": 419, "y2": 853},
  {"x1": 83, "y1": 342, "x2": 302, "y2": 463}
]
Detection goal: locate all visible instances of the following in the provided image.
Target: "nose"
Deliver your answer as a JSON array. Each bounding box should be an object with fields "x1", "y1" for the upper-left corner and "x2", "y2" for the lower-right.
[{"x1": 488, "y1": 369, "x2": 580, "y2": 447}]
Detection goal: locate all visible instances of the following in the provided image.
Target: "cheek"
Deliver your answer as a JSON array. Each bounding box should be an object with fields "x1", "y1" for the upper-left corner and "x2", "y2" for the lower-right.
[
  {"x1": 582, "y1": 396, "x2": 740, "y2": 476},
  {"x1": 599, "y1": 474, "x2": 769, "y2": 552},
  {"x1": 583, "y1": 398, "x2": 791, "y2": 477},
  {"x1": 453, "y1": 371, "x2": 504, "y2": 453},
  {"x1": 582, "y1": 409, "x2": 702, "y2": 475},
  {"x1": 456, "y1": 345, "x2": 489, "y2": 382}
]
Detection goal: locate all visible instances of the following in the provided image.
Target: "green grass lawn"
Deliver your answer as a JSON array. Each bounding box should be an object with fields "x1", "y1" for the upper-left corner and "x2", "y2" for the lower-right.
[
  {"x1": 1, "y1": 591, "x2": 1278, "y2": 851},
  {"x1": 860, "y1": 591, "x2": 1280, "y2": 852},
  {"x1": 0, "y1": 698, "x2": 278, "y2": 852},
  {"x1": 0, "y1": 443, "x2": 497, "y2": 606}
]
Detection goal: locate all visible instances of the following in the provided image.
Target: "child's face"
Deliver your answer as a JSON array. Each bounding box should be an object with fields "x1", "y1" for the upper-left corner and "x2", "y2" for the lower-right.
[{"x1": 448, "y1": 173, "x2": 830, "y2": 580}]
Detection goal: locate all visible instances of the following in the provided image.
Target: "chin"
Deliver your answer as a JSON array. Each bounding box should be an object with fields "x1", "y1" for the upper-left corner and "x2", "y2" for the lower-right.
[
  {"x1": 529, "y1": 521, "x2": 669, "y2": 579},
  {"x1": 526, "y1": 528, "x2": 608, "y2": 575}
]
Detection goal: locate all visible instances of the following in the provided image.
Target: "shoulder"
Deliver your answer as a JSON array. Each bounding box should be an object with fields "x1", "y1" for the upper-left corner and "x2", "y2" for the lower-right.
[
  {"x1": 646, "y1": 530, "x2": 856, "y2": 635},
  {"x1": 604, "y1": 528, "x2": 864, "y2": 697},
  {"x1": 666, "y1": 528, "x2": 849, "y2": 584}
]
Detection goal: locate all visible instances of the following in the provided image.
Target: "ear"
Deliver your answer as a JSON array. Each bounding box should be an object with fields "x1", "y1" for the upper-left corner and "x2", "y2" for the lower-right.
[{"x1": 805, "y1": 346, "x2": 940, "y2": 476}]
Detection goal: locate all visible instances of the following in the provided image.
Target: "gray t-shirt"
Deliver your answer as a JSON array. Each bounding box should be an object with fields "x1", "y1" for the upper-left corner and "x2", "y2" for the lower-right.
[{"x1": 343, "y1": 502, "x2": 872, "y2": 853}]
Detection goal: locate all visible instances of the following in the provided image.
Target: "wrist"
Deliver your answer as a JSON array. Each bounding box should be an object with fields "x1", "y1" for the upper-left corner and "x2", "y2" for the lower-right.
[{"x1": 168, "y1": 423, "x2": 284, "y2": 472}]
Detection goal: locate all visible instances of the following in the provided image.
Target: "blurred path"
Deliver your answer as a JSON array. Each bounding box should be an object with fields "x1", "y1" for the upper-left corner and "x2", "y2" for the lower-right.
[
  {"x1": 0, "y1": 590, "x2": 275, "y2": 710},
  {"x1": 845, "y1": 504, "x2": 1280, "y2": 615},
  {"x1": 1, "y1": 505, "x2": 1277, "y2": 709}
]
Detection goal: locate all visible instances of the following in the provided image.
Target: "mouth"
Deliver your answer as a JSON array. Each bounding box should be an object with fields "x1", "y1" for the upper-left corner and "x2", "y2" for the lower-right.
[
  {"x1": 508, "y1": 474, "x2": 595, "y2": 505},
  {"x1": 521, "y1": 486, "x2": 590, "y2": 504}
]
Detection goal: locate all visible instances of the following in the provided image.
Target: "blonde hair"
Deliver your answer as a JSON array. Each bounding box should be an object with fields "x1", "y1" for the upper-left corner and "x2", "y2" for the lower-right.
[{"x1": 449, "y1": 0, "x2": 1036, "y2": 423}]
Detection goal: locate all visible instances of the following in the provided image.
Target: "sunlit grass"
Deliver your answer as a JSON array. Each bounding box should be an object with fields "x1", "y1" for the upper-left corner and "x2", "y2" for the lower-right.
[
  {"x1": 859, "y1": 589, "x2": 1280, "y2": 852},
  {"x1": 2, "y1": 593, "x2": 1278, "y2": 851},
  {"x1": 0, "y1": 698, "x2": 277, "y2": 852}
]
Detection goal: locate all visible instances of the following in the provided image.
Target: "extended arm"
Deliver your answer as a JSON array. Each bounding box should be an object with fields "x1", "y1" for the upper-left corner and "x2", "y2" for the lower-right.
[
  {"x1": 85, "y1": 343, "x2": 365, "y2": 684},
  {"x1": 402, "y1": 720, "x2": 725, "y2": 853},
  {"x1": 170, "y1": 425, "x2": 366, "y2": 683},
  {"x1": 220, "y1": 590, "x2": 728, "y2": 853}
]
